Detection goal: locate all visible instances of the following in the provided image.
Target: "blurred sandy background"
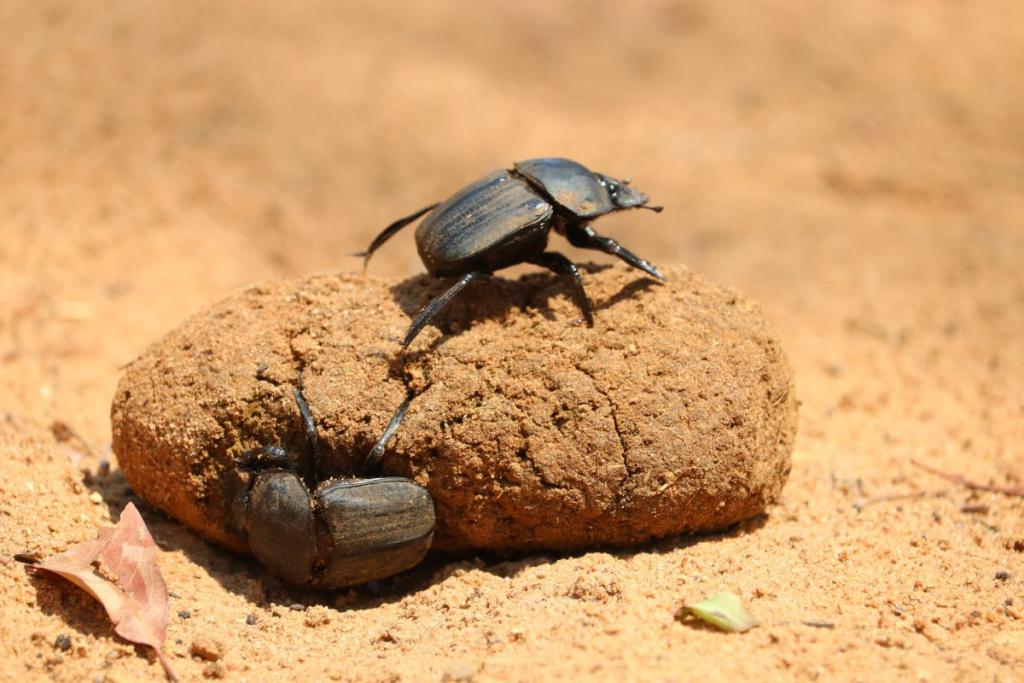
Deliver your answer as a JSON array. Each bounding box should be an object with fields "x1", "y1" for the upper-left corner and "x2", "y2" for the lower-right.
[{"x1": 1, "y1": 1, "x2": 1022, "y2": 681}]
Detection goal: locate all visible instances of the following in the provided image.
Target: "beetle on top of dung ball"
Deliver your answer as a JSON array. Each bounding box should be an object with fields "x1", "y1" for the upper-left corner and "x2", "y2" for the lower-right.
[{"x1": 358, "y1": 157, "x2": 665, "y2": 347}]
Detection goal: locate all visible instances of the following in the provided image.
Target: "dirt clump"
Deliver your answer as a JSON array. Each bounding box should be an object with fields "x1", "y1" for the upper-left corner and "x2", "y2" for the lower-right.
[{"x1": 112, "y1": 264, "x2": 796, "y2": 554}]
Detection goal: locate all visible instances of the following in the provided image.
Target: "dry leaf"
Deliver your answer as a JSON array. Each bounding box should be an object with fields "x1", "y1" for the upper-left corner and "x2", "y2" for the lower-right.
[{"x1": 35, "y1": 503, "x2": 177, "y2": 680}]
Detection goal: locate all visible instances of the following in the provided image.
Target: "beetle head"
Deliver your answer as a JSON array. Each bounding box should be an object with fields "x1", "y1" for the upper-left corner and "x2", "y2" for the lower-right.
[{"x1": 597, "y1": 174, "x2": 663, "y2": 212}]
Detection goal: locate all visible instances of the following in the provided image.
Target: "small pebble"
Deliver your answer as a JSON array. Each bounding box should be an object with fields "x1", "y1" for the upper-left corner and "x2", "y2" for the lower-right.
[
  {"x1": 54, "y1": 634, "x2": 72, "y2": 651},
  {"x1": 190, "y1": 637, "x2": 224, "y2": 662},
  {"x1": 304, "y1": 606, "x2": 330, "y2": 628},
  {"x1": 289, "y1": 603, "x2": 306, "y2": 611},
  {"x1": 441, "y1": 662, "x2": 477, "y2": 682},
  {"x1": 203, "y1": 661, "x2": 226, "y2": 679},
  {"x1": 89, "y1": 491, "x2": 103, "y2": 505},
  {"x1": 995, "y1": 570, "x2": 1010, "y2": 581},
  {"x1": 178, "y1": 610, "x2": 192, "y2": 619},
  {"x1": 245, "y1": 613, "x2": 257, "y2": 626}
]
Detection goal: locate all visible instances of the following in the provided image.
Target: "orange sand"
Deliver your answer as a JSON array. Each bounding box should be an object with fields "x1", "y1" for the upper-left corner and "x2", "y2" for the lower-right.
[{"x1": 1, "y1": 2, "x2": 1021, "y2": 681}]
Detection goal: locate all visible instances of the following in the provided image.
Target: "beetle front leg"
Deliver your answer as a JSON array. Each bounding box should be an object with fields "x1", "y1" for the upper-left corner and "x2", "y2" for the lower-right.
[{"x1": 565, "y1": 223, "x2": 665, "y2": 281}]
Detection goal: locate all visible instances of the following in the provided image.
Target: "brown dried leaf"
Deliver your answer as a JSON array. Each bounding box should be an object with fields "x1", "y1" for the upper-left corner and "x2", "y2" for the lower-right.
[{"x1": 35, "y1": 503, "x2": 177, "y2": 680}]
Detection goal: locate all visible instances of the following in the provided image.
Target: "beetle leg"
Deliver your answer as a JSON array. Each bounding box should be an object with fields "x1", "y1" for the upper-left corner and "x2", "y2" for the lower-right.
[
  {"x1": 234, "y1": 445, "x2": 294, "y2": 470},
  {"x1": 292, "y1": 386, "x2": 320, "y2": 473},
  {"x1": 354, "y1": 203, "x2": 439, "y2": 268},
  {"x1": 565, "y1": 224, "x2": 665, "y2": 281},
  {"x1": 528, "y1": 251, "x2": 594, "y2": 327},
  {"x1": 403, "y1": 271, "x2": 486, "y2": 347},
  {"x1": 234, "y1": 386, "x2": 319, "y2": 477},
  {"x1": 361, "y1": 393, "x2": 414, "y2": 473}
]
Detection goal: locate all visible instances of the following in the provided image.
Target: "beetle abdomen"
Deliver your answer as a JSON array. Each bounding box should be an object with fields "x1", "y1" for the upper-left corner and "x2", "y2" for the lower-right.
[
  {"x1": 314, "y1": 477, "x2": 434, "y2": 588},
  {"x1": 513, "y1": 157, "x2": 614, "y2": 219},
  {"x1": 416, "y1": 170, "x2": 553, "y2": 275}
]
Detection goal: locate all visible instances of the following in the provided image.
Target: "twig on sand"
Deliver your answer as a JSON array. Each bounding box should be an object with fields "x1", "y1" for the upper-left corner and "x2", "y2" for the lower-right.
[
  {"x1": 852, "y1": 490, "x2": 944, "y2": 511},
  {"x1": 910, "y1": 459, "x2": 1024, "y2": 497}
]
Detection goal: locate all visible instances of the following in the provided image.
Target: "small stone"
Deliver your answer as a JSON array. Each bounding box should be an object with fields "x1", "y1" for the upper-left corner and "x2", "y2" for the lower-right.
[
  {"x1": 289, "y1": 603, "x2": 305, "y2": 612},
  {"x1": 441, "y1": 662, "x2": 477, "y2": 682},
  {"x1": 303, "y1": 606, "x2": 330, "y2": 627},
  {"x1": 89, "y1": 492, "x2": 103, "y2": 505},
  {"x1": 995, "y1": 570, "x2": 1010, "y2": 581},
  {"x1": 53, "y1": 634, "x2": 72, "y2": 651},
  {"x1": 190, "y1": 637, "x2": 223, "y2": 662},
  {"x1": 245, "y1": 613, "x2": 257, "y2": 626},
  {"x1": 203, "y1": 661, "x2": 226, "y2": 679},
  {"x1": 177, "y1": 610, "x2": 192, "y2": 619}
]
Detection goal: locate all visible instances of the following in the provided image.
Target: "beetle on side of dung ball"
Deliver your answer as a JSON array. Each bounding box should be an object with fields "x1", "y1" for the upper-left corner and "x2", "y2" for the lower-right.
[{"x1": 358, "y1": 157, "x2": 664, "y2": 347}]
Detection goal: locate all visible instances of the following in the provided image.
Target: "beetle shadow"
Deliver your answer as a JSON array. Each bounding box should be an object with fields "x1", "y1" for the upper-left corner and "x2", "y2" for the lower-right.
[
  {"x1": 387, "y1": 273, "x2": 533, "y2": 347},
  {"x1": 591, "y1": 275, "x2": 660, "y2": 314},
  {"x1": 62, "y1": 461, "x2": 774, "y2": 616},
  {"x1": 469, "y1": 513, "x2": 770, "y2": 582},
  {"x1": 70, "y1": 468, "x2": 507, "y2": 611},
  {"x1": 70, "y1": 466, "x2": 277, "y2": 604},
  {"x1": 336, "y1": 513, "x2": 771, "y2": 615},
  {"x1": 388, "y1": 265, "x2": 661, "y2": 353},
  {"x1": 21, "y1": 564, "x2": 173, "y2": 669}
]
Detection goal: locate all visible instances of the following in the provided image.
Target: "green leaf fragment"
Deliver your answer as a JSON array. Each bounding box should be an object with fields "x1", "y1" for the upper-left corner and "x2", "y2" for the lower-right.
[{"x1": 682, "y1": 591, "x2": 758, "y2": 633}]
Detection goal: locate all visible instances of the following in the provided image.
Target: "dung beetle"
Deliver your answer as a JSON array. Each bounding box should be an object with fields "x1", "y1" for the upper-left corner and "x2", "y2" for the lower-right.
[
  {"x1": 227, "y1": 387, "x2": 434, "y2": 588},
  {"x1": 358, "y1": 157, "x2": 664, "y2": 347}
]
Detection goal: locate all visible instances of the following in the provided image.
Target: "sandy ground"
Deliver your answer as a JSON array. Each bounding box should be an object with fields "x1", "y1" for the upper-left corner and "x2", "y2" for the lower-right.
[{"x1": 1, "y1": 1, "x2": 1022, "y2": 681}]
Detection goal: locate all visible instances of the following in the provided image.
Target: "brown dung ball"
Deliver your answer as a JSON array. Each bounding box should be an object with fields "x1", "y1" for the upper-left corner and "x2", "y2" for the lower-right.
[{"x1": 111, "y1": 265, "x2": 796, "y2": 554}]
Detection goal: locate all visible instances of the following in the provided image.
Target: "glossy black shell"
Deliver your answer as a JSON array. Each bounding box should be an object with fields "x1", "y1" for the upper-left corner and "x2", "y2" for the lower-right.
[
  {"x1": 513, "y1": 158, "x2": 616, "y2": 218},
  {"x1": 412, "y1": 157, "x2": 653, "y2": 278},
  {"x1": 415, "y1": 170, "x2": 554, "y2": 277},
  {"x1": 244, "y1": 472, "x2": 435, "y2": 589}
]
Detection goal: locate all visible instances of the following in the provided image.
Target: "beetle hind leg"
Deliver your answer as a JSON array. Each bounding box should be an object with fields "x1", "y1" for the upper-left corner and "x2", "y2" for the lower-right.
[
  {"x1": 565, "y1": 224, "x2": 665, "y2": 281},
  {"x1": 354, "y1": 203, "x2": 439, "y2": 268},
  {"x1": 528, "y1": 251, "x2": 594, "y2": 327},
  {"x1": 361, "y1": 393, "x2": 414, "y2": 473},
  {"x1": 402, "y1": 271, "x2": 486, "y2": 347}
]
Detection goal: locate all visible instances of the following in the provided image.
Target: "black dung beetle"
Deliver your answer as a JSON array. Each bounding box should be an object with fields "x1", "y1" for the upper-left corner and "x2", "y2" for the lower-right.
[
  {"x1": 227, "y1": 387, "x2": 434, "y2": 588},
  {"x1": 358, "y1": 157, "x2": 664, "y2": 347}
]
